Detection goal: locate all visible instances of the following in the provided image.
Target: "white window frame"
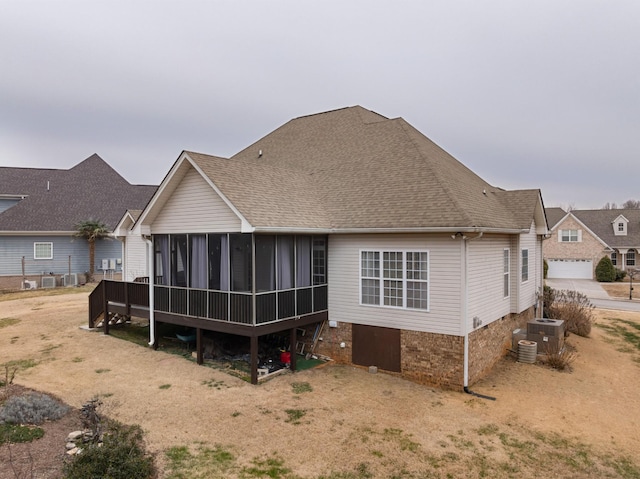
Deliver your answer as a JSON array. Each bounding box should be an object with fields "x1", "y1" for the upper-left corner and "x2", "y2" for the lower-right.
[
  {"x1": 521, "y1": 249, "x2": 529, "y2": 283},
  {"x1": 360, "y1": 249, "x2": 429, "y2": 311},
  {"x1": 627, "y1": 250, "x2": 636, "y2": 267},
  {"x1": 503, "y1": 248, "x2": 510, "y2": 298},
  {"x1": 34, "y1": 242, "x2": 53, "y2": 260},
  {"x1": 560, "y1": 229, "x2": 580, "y2": 242}
]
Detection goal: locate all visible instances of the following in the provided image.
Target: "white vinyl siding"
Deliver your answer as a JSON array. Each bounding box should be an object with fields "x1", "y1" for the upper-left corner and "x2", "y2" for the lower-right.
[
  {"x1": 330, "y1": 234, "x2": 461, "y2": 336},
  {"x1": 518, "y1": 222, "x2": 539, "y2": 313},
  {"x1": 467, "y1": 235, "x2": 511, "y2": 329},
  {"x1": 123, "y1": 233, "x2": 148, "y2": 281},
  {"x1": 34, "y1": 242, "x2": 53, "y2": 260},
  {"x1": 152, "y1": 168, "x2": 242, "y2": 233}
]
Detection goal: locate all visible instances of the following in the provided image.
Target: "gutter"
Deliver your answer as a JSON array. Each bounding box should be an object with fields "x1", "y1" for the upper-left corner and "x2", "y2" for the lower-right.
[
  {"x1": 143, "y1": 236, "x2": 155, "y2": 346},
  {"x1": 460, "y1": 232, "x2": 496, "y2": 400}
]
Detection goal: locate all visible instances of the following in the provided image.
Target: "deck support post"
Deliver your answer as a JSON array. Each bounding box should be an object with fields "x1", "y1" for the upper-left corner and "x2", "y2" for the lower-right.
[
  {"x1": 289, "y1": 328, "x2": 297, "y2": 372},
  {"x1": 196, "y1": 328, "x2": 203, "y2": 365},
  {"x1": 103, "y1": 280, "x2": 109, "y2": 335},
  {"x1": 250, "y1": 335, "x2": 258, "y2": 384}
]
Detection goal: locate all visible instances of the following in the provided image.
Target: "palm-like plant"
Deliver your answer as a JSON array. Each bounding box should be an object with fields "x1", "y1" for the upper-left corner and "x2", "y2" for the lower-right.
[{"x1": 74, "y1": 219, "x2": 110, "y2": 282}]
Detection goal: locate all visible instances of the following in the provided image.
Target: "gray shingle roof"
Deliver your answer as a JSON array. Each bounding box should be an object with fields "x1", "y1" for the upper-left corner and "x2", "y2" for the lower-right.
[
  {"x1": 187, "y1": 106, "x2": 544, "y2": 231},
  {"x1": 544, "y1": 207, "x2": 567, "y2": 229},
  {"x1": 0, "y1": 154, "x2": 157, "y2": 232},
  {"x1": 572, "y1": 209, "x2": 640, "y2": 248}
]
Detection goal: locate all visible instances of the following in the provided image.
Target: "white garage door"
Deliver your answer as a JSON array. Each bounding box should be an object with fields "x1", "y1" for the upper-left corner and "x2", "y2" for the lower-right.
[{"x1": 547, "y1": 259, "x2": 593, "y2": 279}]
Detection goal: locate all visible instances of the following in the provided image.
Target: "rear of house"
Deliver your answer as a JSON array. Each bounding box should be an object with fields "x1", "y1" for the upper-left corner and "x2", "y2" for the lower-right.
[{"x1": 103, "y1": 106, "x2": 548, "y2": 389}]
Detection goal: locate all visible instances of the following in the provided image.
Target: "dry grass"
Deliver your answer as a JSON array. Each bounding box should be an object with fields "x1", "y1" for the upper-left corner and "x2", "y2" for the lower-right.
[
  {"x1": 600, "y1": 281, "x2": 638, "y2": 300},
  {"x1": 0, "y1": 284, "x2": 96, "y2": 302}
]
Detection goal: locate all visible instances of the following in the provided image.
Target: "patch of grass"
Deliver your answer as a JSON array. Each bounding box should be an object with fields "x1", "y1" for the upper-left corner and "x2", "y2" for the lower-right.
[
  {"x1": 40, "y1": 343, "x2": 62, "y2": 354},
  {"x1": 284, "y1": 408, "x2": 307, "y2": 424},
  {"x1": 291, "y1": 381, "x2": 313, "y2": 394},
  {"x1": 10, "y1": 336, "x2": 19, "y2": 344},
  {"x1": 2, "y1": 358, "x2": 38, "y2": 371},
  {"x1": 95, "y1": 368, "x2": 111, "y2": 374},
  {"x1": 231, "y1": 411, "x2": 241, "y2": 417},
  {"x1": 596, "y1": 318, "x2": 640, "y2": 353},
  {"x1": 242, "y1": 454, "x2": 291, "y2": 478},
  {"x1": 383, "y1": 428, "x2": 420, "y2": 452},
  {"x1": 72, "y1": 357, "x2": 84, "y2": 363},
  {"x1": 201, "y1": 378, "x2": 227, "y2": 389},
  {"x1": 159, "y1": 384, "x2": 171, "y2": 390},
  {"x1": 164, "y1": 443, "x2": 236, "y2": 479},
  {"x1": 0, "y1": 317, "x2": 20, "y2": 328},
  {"x1": 0, "y1": 423, "x2": 45, "y2": 444},
  {"x1": 109, "y1": 326, "x2": 151, "y2": 347}
]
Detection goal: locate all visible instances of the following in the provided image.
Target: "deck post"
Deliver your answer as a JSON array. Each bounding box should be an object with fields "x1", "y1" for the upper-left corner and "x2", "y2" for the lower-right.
[
  {"x1": 289, "y1": 327, "x2": 297, "y2": 372},
  {"x1": 103, "y1": 280, "x2": 109, "y2": 335},
  {"x1": 250, "y1": 335, "x2": 258, "y2": 384},
  {"x1": 196, "y1": 328, "x2": 203, "y2": 365}
]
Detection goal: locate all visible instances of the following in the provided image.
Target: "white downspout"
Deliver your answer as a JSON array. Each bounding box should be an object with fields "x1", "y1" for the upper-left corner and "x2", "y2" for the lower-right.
[
  {"x1": 144, "y1": 236, "x2": 155, "y2": 346},
  {"x1": 462, "y1": 232, "x2": 485, "y2": 394}
]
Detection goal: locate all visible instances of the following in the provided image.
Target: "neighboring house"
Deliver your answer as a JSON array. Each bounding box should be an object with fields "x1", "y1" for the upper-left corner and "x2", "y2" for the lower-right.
[
  {"x1": 113, "y1": 210, "x2": 149, "y2": 282},
  {"x1": 0, "y1": 154, "x2": 156, "y2": 290},
  {"x1": 544, "y1": 207, "x2": 640, "y2": 279},
  {"x1": 94, "y1": 106, "x2": 548, "y2": 389}
]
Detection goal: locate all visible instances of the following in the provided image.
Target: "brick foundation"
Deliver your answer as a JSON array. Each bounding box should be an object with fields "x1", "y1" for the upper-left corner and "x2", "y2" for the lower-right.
[
  {"x1": 316, "y1": 306, "x2": 535, "y2": 391},
  {"x1": 468, "y1": 307, "x2": 535, "y2": 384}
]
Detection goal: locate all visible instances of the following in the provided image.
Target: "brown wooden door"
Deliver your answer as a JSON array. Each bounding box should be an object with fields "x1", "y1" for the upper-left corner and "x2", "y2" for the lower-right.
[{"x1": 352, "y1": 324, "x2": 401, "y2": 372}]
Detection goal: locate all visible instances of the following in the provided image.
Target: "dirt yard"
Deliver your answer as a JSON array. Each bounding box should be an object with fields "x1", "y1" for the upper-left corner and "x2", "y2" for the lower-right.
[{"x1": 1, "y1": 290, "x2": 639, "y2": 478}]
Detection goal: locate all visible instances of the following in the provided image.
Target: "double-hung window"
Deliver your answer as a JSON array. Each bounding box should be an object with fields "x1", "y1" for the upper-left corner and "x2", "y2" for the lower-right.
[
  {"x1": 521, "y1": 249, "x2": 529, "y2": 282},
  {"x1": 627, "y1": 250, "x2": 636, "y2": 267},
  {"x1": 34, "y1": 242, "x2": 53, "y2": 260},
  {"x1": 503, "y1": 249, "x2": 510, "y2": 298},
  {"x1": 360, "y1": 250, "x2": 429, "y2": 310}
]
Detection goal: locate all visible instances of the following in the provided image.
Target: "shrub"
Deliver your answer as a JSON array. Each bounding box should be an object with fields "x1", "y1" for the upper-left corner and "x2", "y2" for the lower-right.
[
  {"x1": 542, "y1": 285, "x2": 555, "y2": 319},
  {"x1": 595, "y1": 256, "x2": 616, "y2": 282},
  {"x1": 546, "y1": 289, "x2": 594, "y2": 337},
  {"x1": 0, "y1": 392, "x2": 69, "y2": 425},
  {"x1": 544, "y1": 342, "x2": 576, "y2": 371},
  {"x1": 64, "y1": 421, "x2": 156, "y2": 479},
  {"x1": 543, "y1": 259, "x2": 549, "y2": 279},
  {"x1": 615, "y1": 268, "x2": 627, "y2": 282}
]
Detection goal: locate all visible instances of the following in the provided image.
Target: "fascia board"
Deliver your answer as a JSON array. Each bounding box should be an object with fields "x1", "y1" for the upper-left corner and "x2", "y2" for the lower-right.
[{"x1": 184, "y1": 153, "x2": 254, "y2": 233}]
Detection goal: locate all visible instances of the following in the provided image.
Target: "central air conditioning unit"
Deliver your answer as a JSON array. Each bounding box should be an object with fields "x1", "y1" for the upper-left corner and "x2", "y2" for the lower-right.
[
  {"x1": 63, "y1": 273, "x2": 78, "y2": 286},
  {"x1": 23, "y1": 280, "x2": 38, "y2": 290},
  {"x1": 41, "y1": 276, "x2": 56, "y2": 288},
  {"x1": 527, "y1": 318, "x2": 565, "y2": 352}
]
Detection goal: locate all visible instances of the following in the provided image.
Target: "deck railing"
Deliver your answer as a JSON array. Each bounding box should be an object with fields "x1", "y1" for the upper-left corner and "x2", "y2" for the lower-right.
[{"x1": 89, "y1": 279, "x2": 328, "y2": 327}]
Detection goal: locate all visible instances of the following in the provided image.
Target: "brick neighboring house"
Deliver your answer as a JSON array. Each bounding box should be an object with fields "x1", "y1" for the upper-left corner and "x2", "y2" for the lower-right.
[
  {"x1": 544, "y1": 207, "x2": 640, "y2": 279},
  {"x1": 98, "y1": 106, "x2": 549, "y2": 389},
  {"x1": 0, "y1": 154, "x2": 156, "y2": 290}
]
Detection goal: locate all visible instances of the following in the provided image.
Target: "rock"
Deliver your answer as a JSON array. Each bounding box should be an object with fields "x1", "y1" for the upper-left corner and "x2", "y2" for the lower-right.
[
  {"x1": 65, "y1": 442, "x2": 76, "y2": 450},
  {"x1": 67, "y1": 430, "x2": 83, "y2": 441},
  {"x1": 66, "y1": 447, "x2": 79, "y2": 456}
]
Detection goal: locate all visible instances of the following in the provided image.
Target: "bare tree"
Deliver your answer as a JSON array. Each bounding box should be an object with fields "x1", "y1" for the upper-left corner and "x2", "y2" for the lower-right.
[{"x1": 621, "y1": 199, "x2": 640, "y2": 209}]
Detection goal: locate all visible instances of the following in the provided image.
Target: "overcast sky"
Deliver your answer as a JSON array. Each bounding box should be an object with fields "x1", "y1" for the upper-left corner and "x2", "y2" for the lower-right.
[{"x1": 1, "y1": 1, "x2": 638, "y2": 210}]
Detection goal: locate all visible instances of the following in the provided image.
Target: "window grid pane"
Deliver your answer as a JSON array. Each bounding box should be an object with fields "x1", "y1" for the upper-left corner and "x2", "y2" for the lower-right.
[
  {"x1": 406, "y1": 281, "x2": 428, "y2": 309},
  {"x1": 383, "y1": 252, "x2": 402, "y2": 279},
  {"x1": 383, "y1": 279, "x2": 402, "y2": 307},
  {"x1": 361, "y1": 251, "x2": 379, "y2": 278},
  {"x1": 361, "y1": 278, "x2": 380, "y2": 305}
]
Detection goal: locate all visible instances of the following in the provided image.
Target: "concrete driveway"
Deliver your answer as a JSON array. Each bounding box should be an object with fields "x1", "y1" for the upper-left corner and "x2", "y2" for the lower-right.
[{"x1": 545, "y1": 278, "x2": 640, "y2": 312}]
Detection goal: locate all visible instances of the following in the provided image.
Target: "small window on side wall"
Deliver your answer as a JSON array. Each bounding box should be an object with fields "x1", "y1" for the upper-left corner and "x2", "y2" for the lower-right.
[{"x1": 34, "y1": 242, "x2": 53, "y2": 260}]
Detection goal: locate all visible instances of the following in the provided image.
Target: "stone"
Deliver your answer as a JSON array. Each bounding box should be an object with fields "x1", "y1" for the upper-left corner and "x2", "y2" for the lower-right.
[
  {"x1": 67, "y1": 430, "x2": 83, "y2": 441},
  {"x1": 66, "y1": 447, "x2": 79, "y2": 456},
  {"x1": 65, "y1": 442, "x2": 76, "y2": 450}
]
